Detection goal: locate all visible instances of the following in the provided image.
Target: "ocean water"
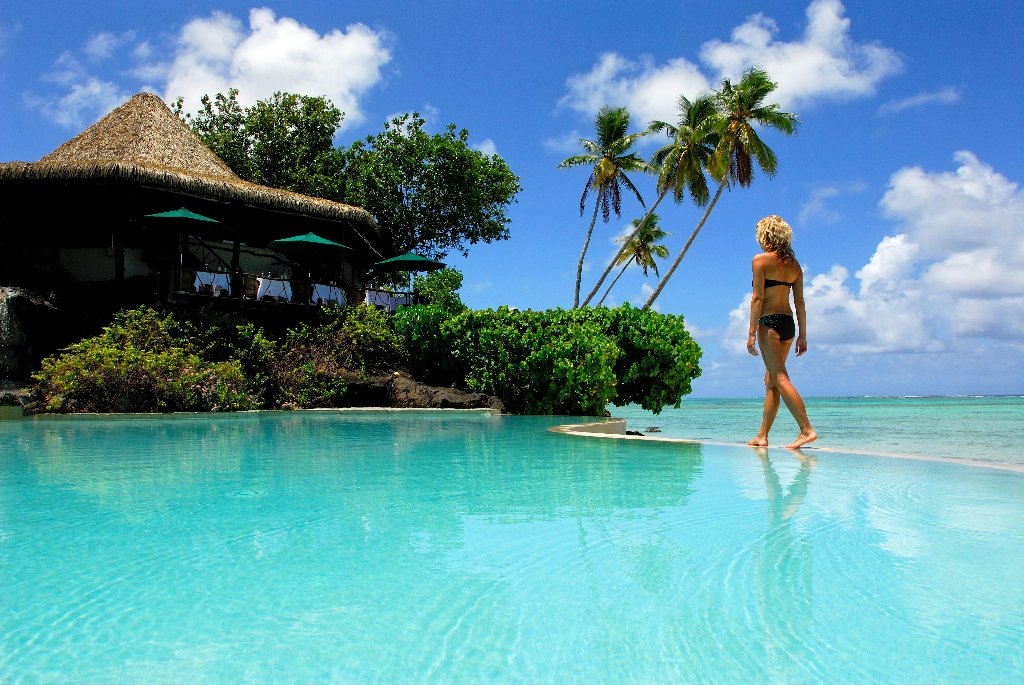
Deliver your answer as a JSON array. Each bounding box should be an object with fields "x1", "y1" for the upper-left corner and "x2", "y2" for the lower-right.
[
  {"x1": 1, "y1": 410, "x2": 1022, "y2": 683},
  {"x1": 613, "y1": 396, "x2": 1024, "y2": 466}
]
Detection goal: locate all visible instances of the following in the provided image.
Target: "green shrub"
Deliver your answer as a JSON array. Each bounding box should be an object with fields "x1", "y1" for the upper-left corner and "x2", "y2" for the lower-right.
[
  {"x1": 337, "y1": 303, "x2": 404, "y2": 374},
  {"x1": 32, "y1": 307, "x2": 258, "y2": 413},
  {"x1": 450, "y1": 307, "x2": 620, "y2": 415},
  {"x1": 392, "y1": 304, "x2": 701, "y2": 415},
  {"x1": 412, "y1": 268, "x2": 466, "y2": 313},
  {"x1": 271, "y1": 304, "x2": 403, "y2": 407},
  {"x1": 393, "y1": 303, "x2": 465, "y2": 386}
]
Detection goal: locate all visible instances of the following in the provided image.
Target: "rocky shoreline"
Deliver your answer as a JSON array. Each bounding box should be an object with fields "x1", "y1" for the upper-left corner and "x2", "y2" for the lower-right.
[{"x1": 0, "y1": 372, "x2": 505, "y2": 416}]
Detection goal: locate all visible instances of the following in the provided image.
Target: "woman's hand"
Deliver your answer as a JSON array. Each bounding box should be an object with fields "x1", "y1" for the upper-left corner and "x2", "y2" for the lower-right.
[
  {"x1": 746, "y1": 333, "x2": 759, "y2": 357},
  {"x1": 795, "y1": 334, "x2": 807, "y2": 357}
]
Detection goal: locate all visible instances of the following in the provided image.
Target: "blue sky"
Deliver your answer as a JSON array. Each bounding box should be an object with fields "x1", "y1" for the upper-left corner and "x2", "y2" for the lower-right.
[{"x1": 2, "y1": 1, "x2": 1022, "y2": 397}]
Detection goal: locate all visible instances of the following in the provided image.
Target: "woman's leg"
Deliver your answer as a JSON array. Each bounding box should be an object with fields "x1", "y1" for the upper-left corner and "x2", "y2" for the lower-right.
[
  {"x1": 757, "y1": 327, "x2": 817, "y2": 449},
  {"x1": 748, "y1": 370, "x2": 781, "y2": 446}
]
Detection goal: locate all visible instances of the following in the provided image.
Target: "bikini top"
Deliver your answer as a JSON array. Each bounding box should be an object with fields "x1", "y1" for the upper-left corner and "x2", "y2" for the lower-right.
[{"x1": 752, "y1": 278, "x2": 795, "y2": 288}]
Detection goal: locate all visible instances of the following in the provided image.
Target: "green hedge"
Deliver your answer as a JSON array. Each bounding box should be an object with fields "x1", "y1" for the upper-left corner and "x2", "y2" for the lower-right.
[
  {"x1": 32, "y1": 308, "x2": 258, "y2": 412},
  {"x1": 394, "y1": 304, "x2": 701, "y2": 415},
  {"x1": 32, "y1": 303, "x2": 701, "y2": 415}
]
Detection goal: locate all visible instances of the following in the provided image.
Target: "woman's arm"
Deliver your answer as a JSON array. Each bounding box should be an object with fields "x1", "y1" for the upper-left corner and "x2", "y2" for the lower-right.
[
  {"x1": 793, "y1": 265, "x2": 808, "y2": 357},
  {"x1": 747, "y1": 255, "x2": 765, "y2": 356}
]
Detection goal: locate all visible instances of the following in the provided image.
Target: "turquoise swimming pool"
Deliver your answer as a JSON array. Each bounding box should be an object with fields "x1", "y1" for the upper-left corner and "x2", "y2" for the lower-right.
[{"x1": 1, "y1": 411, "x2": 1022, "y2": 682}]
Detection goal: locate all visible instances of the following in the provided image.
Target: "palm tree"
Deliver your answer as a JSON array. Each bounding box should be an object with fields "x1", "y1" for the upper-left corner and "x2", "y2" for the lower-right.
[
  {"x1": 558, "y1": 106, "x2": 652, "y2": 308},
  {"x1": 580, "y1": 94, "x2": 719, "y2": 307},
  {"x1": 597, "y1": 213, "x2": 669, "y2": 306},
  {"x1": 642, "y1": 67, "x2": 798, "y2": 309}
]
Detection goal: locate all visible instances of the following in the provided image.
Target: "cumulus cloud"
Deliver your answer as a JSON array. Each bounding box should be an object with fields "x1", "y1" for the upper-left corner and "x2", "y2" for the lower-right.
[
  {"x1": 26, "y1": 9, "x2": 390, "y2": 130},
  {"x1": 878, "y1": 87, "x2": 960, "y2": 116},
  {"x1": 165, "y1": 8, "x2": 391, "y2": 130},
  {"x1": 701, "y1": 0, "x2": 902, "y2": 108},
  {"x1": 558, "y1": 53, "x2": 711, "y2": 125},
  {"x1": 557, "y1": 0, "x2": 902, "y2": 135},
  {"x1": 725, "y1": 152, "x2": 1024, "y2": 355}
]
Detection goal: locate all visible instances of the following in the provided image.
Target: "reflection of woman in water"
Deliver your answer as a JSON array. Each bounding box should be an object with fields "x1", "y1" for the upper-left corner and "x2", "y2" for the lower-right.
[
  {"x1": 746, "y1": 215, "x2": 817, "y2": 449},
  {"x1": 754, "y1": 449, "x2": 815, "y2": 678}
]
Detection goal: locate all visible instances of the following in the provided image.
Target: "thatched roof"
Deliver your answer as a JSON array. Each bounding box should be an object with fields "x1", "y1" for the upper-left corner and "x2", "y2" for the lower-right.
[{"x1": 0, "y1": 92, "x2": 376, "y2": 228}]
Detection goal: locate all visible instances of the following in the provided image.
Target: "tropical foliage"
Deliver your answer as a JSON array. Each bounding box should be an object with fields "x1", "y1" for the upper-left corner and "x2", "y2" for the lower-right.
[
  {"x1": 175, "y1": 93, "x2": 521, "y2": 261},
  {"x1": 576, "y1": 67, "x2": 797, "y2": 310},
  {"x1": 394, "y1": 304, "x2": 701, "y2": 415},
  {"x1": 581, "y1": 94, "x2": 719, "y2": 306},
  {"x1": 32, "y1": 308, "x2": 258, "y2": 413},
  {"x1": 642, "y1": 68, "x2": 798, "y2": 308},
  {"x1": 174, "y1": 89, "x2": 346, "y2": 199},
  {"x1": 558, "y1": 106, "x2": 652, "y2": 308},
  {"x1": 597, "y1": 213, "x2": 670, "y2": 306},
  {"x1": 340, "y1": 113, "x2": 522, "y2": 260}
]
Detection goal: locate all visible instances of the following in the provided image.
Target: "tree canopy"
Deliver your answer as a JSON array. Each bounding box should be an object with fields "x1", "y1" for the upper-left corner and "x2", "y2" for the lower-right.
[
  {"x1": 174, "y1": 89, "x2": 346, "y2": 199},
  {"x1": 174, "y1": 92, "x2": 520, "y2": 261},
  {"x1": 339, "y1": 113, "x2": 521, "y2": 260}
]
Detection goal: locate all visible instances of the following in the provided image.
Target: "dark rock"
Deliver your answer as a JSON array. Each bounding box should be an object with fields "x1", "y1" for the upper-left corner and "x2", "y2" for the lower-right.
[
  {"x1": 0, "y1": 379, "x2": 31, "y2": 409},
  {"x1": 626, "y1": 430, "x2": 645, "y2": 436},
  {"x1": 340, "y1": 370, "x2": 505, "y2": 412},
  {"x1": 0, "y1": 286, "x2": 63, "y2": 381},
  {"x1": 391, "y1": 372, "x2": 505, "y2": 412}
]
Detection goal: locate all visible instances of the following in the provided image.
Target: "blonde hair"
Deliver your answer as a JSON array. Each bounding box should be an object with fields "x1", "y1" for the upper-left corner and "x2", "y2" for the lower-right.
[{"x1": 756, "y1": 215, "x2": 795, "y2": 262}]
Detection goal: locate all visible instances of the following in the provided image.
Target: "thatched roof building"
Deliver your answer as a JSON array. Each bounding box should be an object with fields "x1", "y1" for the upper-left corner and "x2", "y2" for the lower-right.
[
  {"x1": 0, "y1": 92, "x2": 378, "y2": 246},
  {"x1": 0, "y1": 92, "x2": 383, "y2": 305}
]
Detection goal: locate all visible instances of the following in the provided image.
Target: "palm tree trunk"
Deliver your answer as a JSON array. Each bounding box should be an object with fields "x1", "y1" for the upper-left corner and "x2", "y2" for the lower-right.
[
  {"x1": 574, "y1": 200, "x2": 602, "y2": 308},
  {"x1": 580, "y1": 187, "x2": 670, "y2": 307},
  {"x1": 597, "y1": 261, "x2": 631, "y2": 306},
  {"x1": 642, "y1": 179, "x2": 727, "y2": 310}
]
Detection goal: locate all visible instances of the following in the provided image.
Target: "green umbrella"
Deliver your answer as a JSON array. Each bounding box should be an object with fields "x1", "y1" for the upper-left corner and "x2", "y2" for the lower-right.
[
  {"x1": 145, "y1": 207, "x2": 219, "y2": 223},
  {"x1": 144, "y1": 207, "x2": 222, "y2": 290},
  {"x1": 373, "y1": 251, "x2": 445, "y2": 272},
  {"x1": 371, "y1": 251, "x2": 445, "y2": 294},
  {"x1": 268, "y1": 232, "x2": 351, "y2": 263}
]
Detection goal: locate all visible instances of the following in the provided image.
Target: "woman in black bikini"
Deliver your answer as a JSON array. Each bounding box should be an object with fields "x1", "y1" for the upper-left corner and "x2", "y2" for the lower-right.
[{"x1": 746, "y1": 215, "x2": 817, "y2": 449}]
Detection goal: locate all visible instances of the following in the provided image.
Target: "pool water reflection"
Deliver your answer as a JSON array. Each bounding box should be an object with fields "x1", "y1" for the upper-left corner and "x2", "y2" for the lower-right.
[{"x1": 0, "y1": 411, "x2": 1021, "y2": 682}]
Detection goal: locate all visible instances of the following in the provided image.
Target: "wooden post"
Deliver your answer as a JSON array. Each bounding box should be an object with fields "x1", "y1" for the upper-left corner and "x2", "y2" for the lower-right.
[{"x1": 231, "y1": 227, "x2": 242, "y2": 298}]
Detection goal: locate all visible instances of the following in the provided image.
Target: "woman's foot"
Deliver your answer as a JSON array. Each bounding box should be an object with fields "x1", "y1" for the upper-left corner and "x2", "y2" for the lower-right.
[
  {"x1": 747, "y1": 436, "x2": 768, "y2": 447},
  {"x1": 786, "y1": 430, "x2": 817, "y2": 449}
]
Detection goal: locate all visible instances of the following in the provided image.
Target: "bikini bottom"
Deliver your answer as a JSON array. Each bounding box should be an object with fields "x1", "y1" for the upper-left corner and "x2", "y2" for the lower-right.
[{"x1": 758, "y1": 313, "x2": 795, "y2": 342}]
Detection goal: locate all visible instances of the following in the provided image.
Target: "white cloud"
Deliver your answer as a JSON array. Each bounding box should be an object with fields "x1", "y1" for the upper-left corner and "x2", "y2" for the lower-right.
[
  {"x1": 24, "y1": 78, "x2": 129, "y2": 128},
  {"x1": 878, "y1": 87, "x2": 960, "y2": 116},
  {"x1": 725, "y1": 152, "x2": 1024, "y2": 356},
  {"x1": 558, "y1": 0, "x2": 902, "y2": 130},
  {"x1": 165, "y1": 8, "x2": 391, "y2": 130},
  {"x1": 0, "y1": 22, "x2": 21, "y2": 57},
  {"x1": 700, "y1": 0, "x2": 902, "y2": 109},
  {"x1": 879, "y1": 151, "x2": 1022, "y2": 256},
  {"x1": 558, "y1": 52, "x2": 710, "y2": 128},
  {"x1": 543, "y1": 130, "x2": 583, "y2": 155},
  {"x1": 798, "y1": 181, "x2": 865, "y2": 226},
  {"x1": 474, "y1": 139, "x2": 498, "y2": 156},
  {"x1": 84, "y1": 31, "x2": 135, "y2": 61}
]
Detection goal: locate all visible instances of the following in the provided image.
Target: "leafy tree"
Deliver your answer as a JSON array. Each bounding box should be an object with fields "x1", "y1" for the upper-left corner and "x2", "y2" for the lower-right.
[
  {"x1": 338, "y1": 113, "x2": 521, "y2": 260},
  {"x1": 581, "y1": 94, "x2": 719, "y2": 307},
  {"x1": 174, "y1": 89, "x2": 346, "y2": 199},
  {"x1": 643, "y1": 68, "x2": 797, "y2": 309},
  {"x1": 597, "y1": 214, "x2": 670, "y2": 306},
  {"x1": 558, "y1": 106, "x2": 653, "y2": 308},
  {"x1": 412, "y1": 267, "x2": 466, "y2": 313}
]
